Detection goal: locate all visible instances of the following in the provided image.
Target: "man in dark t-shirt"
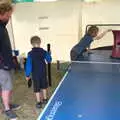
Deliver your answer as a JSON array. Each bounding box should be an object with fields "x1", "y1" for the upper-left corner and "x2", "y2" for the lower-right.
[{"x1": 0, "y1": 1, "x2": 19, "y2": 119}]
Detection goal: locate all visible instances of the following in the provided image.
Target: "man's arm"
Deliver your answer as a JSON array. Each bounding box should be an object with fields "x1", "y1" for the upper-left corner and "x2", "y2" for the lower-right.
[
  {"x1": 94, "y1": 29, "x2": 112, "y2": 40},
  {"x1": 0, "y1": 29, "x2": 4, "y2": 64}
]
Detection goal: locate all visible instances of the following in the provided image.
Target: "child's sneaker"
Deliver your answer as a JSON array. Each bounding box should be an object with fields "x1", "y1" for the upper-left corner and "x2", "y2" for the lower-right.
[
  {"x1": 4, "y1": 110, "x2": 17, "y2": 119},
  {"x1": 36, "y1": 102, "x2": 42, "y2": 109},
  {"x1": 43, "y1": 99, "x2": 48, "y2": 104}
]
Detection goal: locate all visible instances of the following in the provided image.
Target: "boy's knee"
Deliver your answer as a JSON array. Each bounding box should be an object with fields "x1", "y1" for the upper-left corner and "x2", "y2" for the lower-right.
[{"x1": 70, "y1": 51, "x2": 78, "y2": 61}]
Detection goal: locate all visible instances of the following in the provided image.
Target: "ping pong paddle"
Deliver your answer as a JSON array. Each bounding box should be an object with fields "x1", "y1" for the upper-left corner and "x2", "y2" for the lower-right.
[{"x1": 28, "y1": 78, "x2": 32, "y2": 88}]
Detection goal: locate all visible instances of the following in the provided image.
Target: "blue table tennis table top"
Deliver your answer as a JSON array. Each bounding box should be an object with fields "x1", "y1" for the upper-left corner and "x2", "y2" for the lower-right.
[{"x1": 38, "y1": 50, "x2": 120, "y2": 120}]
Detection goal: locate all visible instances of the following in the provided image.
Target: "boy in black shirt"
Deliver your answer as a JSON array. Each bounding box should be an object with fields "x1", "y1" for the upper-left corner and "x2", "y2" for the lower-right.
[{"x1": 25, "y1": 36, "x2": 52, "y2": 108}]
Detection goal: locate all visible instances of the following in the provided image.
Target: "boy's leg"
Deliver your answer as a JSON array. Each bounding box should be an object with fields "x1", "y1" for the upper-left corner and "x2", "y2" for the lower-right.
[
  {"x1": 42, "y1": 89, "x2": 49, "y2": 104},
  {"x1": 34, "y1": 81, "x2": 43, "y2": 102},
  {"x1": 35, "y1": 92, "x2": 43, "y2": 108},
  {"x1": 33, "y1": 78, "x2": 44, "y2": 108},
  {"x1": 35, "y1": 92, "x2": 41, "y2": 103},
  {"x1": 33, "y1": 80, "x2": 43, "y2": 108},
  {"x1": 35, "y1": 91, "x2": 44, "y2": 103},
  {"x1": 70, "y1": 50, "x2": 84, "y2": 61},
  {"x1": 70, "y1": 50, "x2": 78, "y2": 61},
  {"x1": 41, "y1": 76, "x2": 49, "y2": 104},
  {"x1": 42, "y1": 89, "x2": 47, "y2": 100}
]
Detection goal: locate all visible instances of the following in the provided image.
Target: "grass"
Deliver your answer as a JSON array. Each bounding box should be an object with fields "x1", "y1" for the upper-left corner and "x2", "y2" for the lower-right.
[{"x1": 0, "y1": 62, "x2": 69, "y2": 120}]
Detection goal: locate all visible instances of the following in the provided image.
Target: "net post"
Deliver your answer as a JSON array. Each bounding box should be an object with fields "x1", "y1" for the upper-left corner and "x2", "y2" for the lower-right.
[
  {"x1": 57, "y1": 60, "x2": 60, "y2": 71},
  {"x1": 47, "y1": 43, "x2": 52, "y2": 87}
]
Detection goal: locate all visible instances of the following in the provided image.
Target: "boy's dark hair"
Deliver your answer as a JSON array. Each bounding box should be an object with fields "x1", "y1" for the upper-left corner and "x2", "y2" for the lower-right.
[
  {"x1": 87, "y1": 25, "x2": 99, "y2": 35},
  {"x1": 0, "y1": 2, "x2": 13, "y2": 15},
  {"x1": 30, "y1": 36, "x2": 41, "y2": 45}
]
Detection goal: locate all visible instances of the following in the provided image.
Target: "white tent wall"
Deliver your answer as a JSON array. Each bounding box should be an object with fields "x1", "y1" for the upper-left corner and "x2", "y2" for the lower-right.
[
  {"x1": 11, "y1": 0, "x2": 82, "y2": 61},
  {"x1": 82, "y1": 1, "x2": 120, "y2": 49}
]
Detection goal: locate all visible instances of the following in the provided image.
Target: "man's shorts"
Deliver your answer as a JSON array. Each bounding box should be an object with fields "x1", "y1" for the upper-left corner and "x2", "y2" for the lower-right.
[{"x1": 0, "y1": 69, "x2": 13, "y2": 91}]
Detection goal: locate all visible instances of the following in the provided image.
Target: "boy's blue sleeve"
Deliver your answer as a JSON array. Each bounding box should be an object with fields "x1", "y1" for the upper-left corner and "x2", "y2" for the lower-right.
[
  {"x1": 25, "y1": 54, "x2": 32, "y2": 77},
  {"x1": 45, "y1": 52, "x2": 52, "y2": 63}
]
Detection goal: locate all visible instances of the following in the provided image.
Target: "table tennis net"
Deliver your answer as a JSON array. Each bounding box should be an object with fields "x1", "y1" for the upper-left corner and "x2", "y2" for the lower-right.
[{"x1": 70, "y1": 61, "x2": 120, "y2": 73}]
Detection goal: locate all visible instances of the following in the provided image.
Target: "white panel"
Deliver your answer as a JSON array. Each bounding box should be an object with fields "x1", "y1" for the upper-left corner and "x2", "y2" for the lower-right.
[{"x1": 7, "y1": 19, "x2": 15, "y2": 50}]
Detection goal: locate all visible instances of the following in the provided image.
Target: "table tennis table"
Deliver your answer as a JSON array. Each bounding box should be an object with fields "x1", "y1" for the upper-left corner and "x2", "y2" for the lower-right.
[{"x1": 37, "y1": 50, "x2": 120, "y2": 120}]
